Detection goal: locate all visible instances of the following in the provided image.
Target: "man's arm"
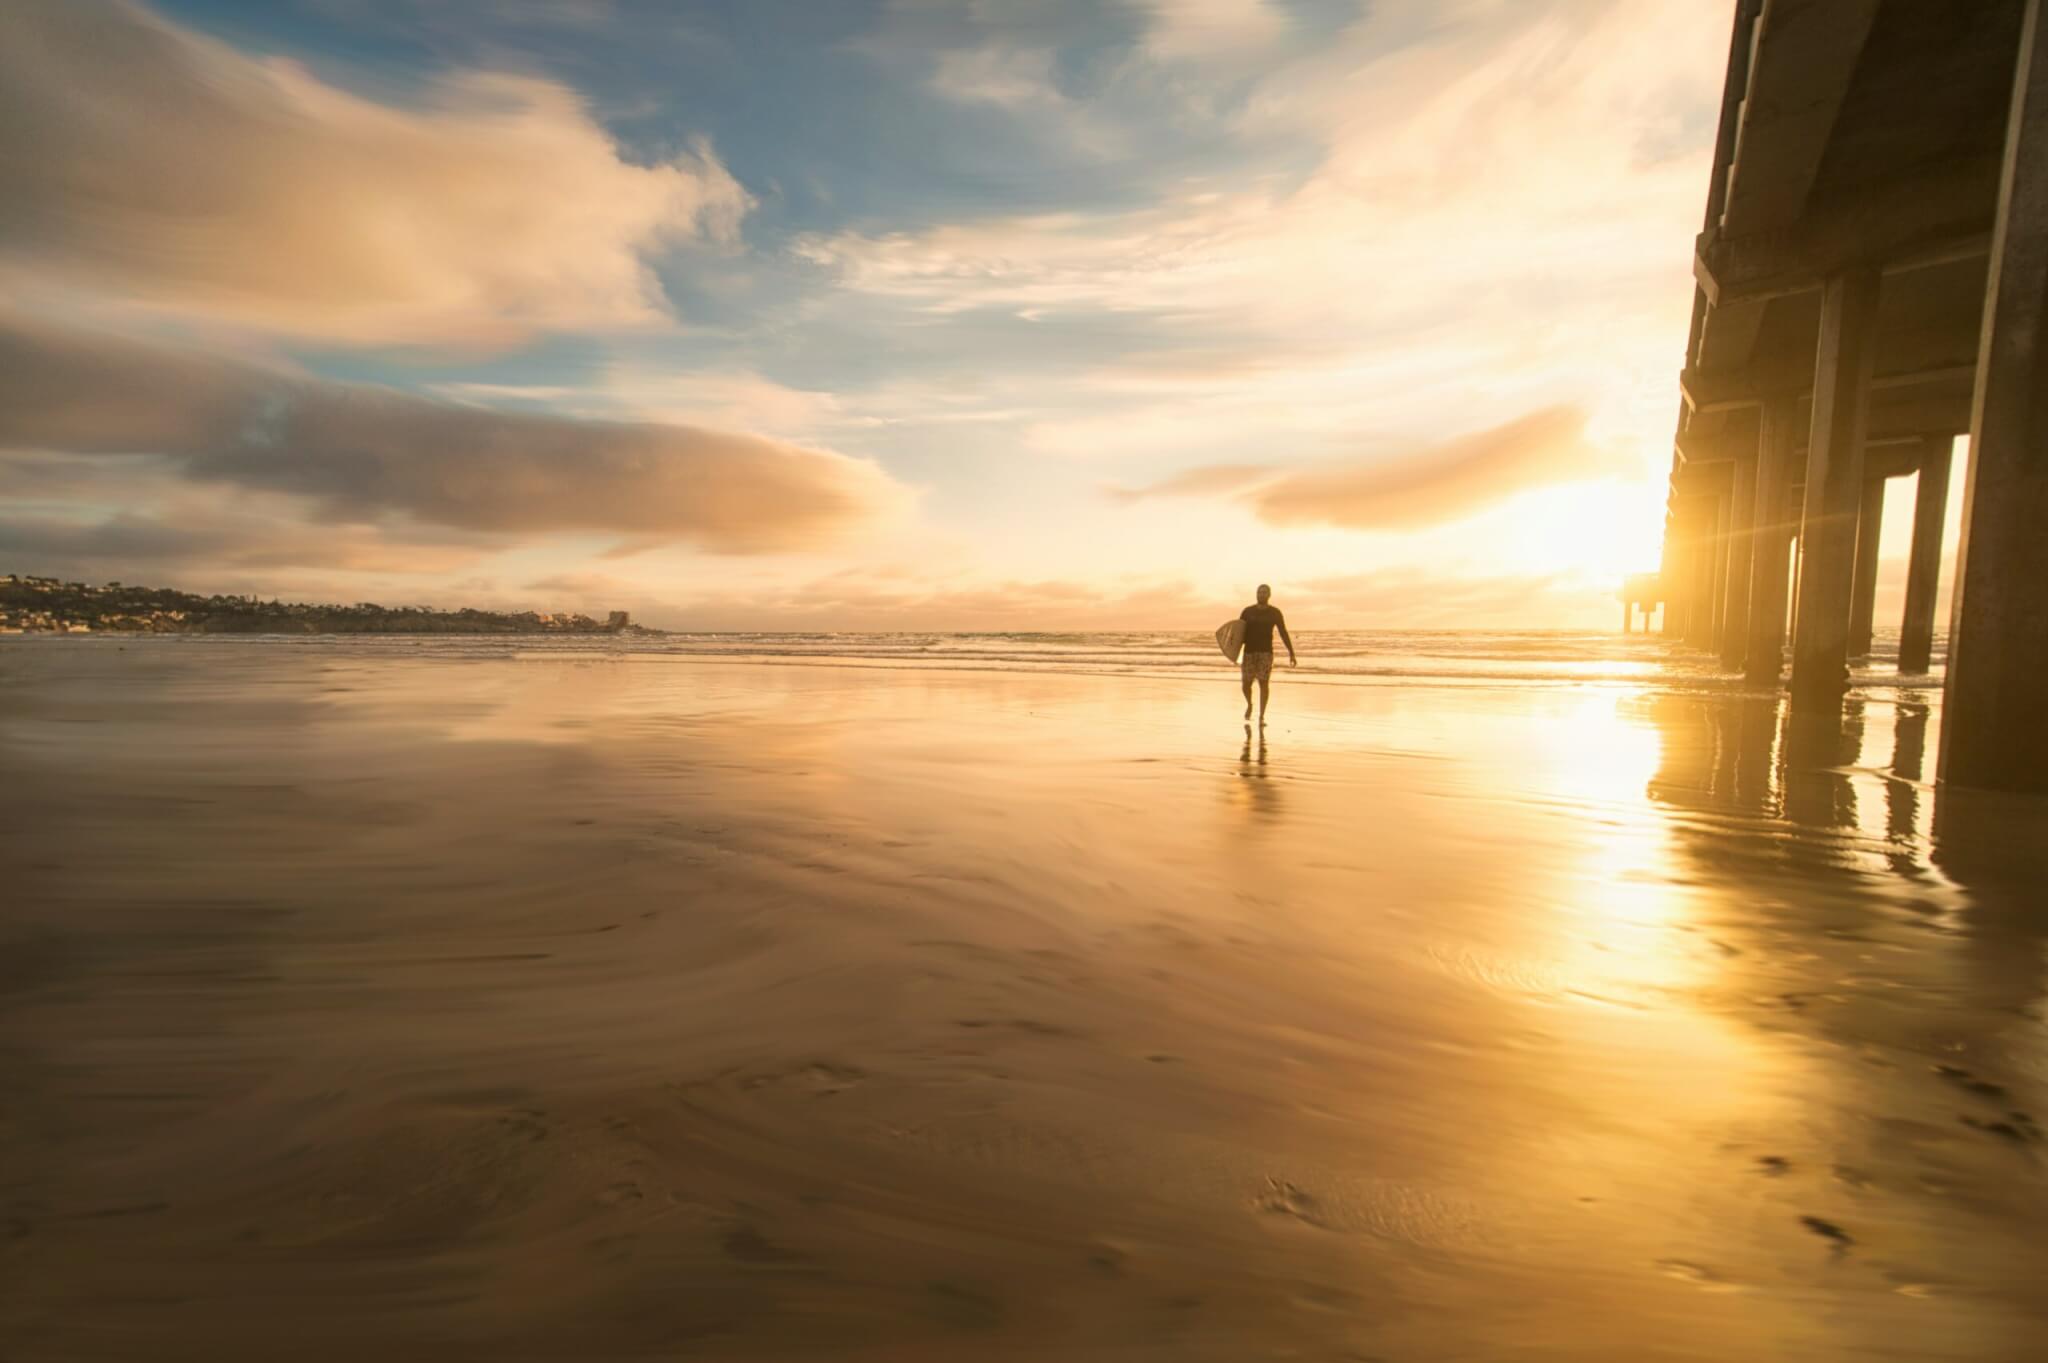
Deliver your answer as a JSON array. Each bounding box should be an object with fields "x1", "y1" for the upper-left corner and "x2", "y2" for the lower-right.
[{"x1": 1277, "y1": 613, "x2": 1296, "y2": 663}]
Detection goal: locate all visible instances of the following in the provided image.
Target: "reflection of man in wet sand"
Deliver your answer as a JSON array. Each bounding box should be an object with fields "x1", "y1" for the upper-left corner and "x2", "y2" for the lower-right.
[{"x1": 1239, "y1": 584, "x2": 1296, "y2": 724}]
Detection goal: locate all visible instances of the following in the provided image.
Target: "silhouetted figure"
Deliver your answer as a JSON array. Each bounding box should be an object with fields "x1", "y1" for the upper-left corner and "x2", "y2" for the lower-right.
[{"x1": 1238, "y1": 584, "x2": 1295, "y2": 724}]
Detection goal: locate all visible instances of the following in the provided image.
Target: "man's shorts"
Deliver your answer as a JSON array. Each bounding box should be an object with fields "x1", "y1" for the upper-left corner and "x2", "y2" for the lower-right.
[{"x1": 1241, "y1": 649, "x2": 1274, "y2": 685}]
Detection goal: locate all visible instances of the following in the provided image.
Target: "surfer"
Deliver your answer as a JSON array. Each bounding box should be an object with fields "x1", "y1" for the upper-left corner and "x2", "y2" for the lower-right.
[{"x1": 1238, "y1": 585, "x2": 1295, "y2": 724}]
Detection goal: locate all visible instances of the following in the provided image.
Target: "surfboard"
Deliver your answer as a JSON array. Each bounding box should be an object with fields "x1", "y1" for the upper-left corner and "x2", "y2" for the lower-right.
[{"x1": 1215, "y1": 618, "x2": 1244, "y2": 662}]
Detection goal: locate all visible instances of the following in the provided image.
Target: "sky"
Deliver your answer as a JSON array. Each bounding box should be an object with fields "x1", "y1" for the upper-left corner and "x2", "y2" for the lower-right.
[{"x1": 0, "y1": 0, "x2": 1743, "y2": 630}]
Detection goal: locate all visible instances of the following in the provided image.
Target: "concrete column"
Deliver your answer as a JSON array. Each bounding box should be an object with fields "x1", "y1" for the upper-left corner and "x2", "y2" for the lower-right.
[
  {"x1": 1941, "y1": 0, "x2": 2048, "y2": 792},
  {"x1": 1718, "y1": 450, "x2": 1758, "y2": 671},
  {"x1": 1665, "y1": 501, "x2": 1693, "y2": 643},
  {"x1": 1657, "y1": 504, "x2": 1685, "y2": 638},
  {"x1": 1847, "y1": 475, "x2": 1887, "y2": 658},
  {"x1": 1897, "y1": 437, "x2": 1953, "y2": 674},
  {"x1": 1790, "y1": 267, "x2": 1881, "y2": 716},
  {"x1": 1707, "y1": 496, "x2": 1728, "y2": 649},
  {"x1": 1685, "y1": 497, "x2": 1722, "y2": 649},
  {"x1": 1744, "y1": 395, "x2": 1799, "y2": 683}
]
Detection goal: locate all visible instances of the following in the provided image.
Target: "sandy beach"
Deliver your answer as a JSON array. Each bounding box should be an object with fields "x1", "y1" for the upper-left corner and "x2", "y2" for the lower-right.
[{"x1": 3, "y1": 637, "x2": 2046, "y2": 1361}]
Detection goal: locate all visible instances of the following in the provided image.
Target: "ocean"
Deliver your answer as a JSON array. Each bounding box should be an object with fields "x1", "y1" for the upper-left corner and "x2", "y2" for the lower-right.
[{"x1": 90, "y1": 625, "x2": 1945, "y2": 691}]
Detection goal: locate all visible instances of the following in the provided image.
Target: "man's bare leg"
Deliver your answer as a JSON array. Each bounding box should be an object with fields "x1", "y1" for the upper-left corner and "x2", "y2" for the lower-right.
[
  {"x1": 1242, "y1": 676, "x2": 1254, "y2": 720},
  {"x1": 1256, "y1": 676, "x2": 1270, "y2": 725}
]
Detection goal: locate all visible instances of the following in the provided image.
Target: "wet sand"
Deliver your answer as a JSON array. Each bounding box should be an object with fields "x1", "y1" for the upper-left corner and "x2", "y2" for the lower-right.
[{"x1": 3, "y1": 641, "x2": 2046, "y2": 1361}]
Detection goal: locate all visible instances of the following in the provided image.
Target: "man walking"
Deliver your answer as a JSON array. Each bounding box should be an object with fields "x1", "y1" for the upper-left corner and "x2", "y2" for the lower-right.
[{"x1": 1238, "y1": 584, "x2": 1295, "y2": 724}]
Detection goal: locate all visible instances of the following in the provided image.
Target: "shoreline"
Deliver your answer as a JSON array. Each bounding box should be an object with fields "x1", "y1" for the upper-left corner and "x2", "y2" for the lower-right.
[{"x1": 0, "y1": 630, "x2": 1948, "y2": 694}]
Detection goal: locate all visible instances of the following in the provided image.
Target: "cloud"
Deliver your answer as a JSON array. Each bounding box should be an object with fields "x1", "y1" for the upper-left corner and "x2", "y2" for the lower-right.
[
  {"x1": 627, "y1": 562, "x2": 1616, "y2": 632},
  {"x1": 1105, "y1": 463, "x2": 1270, "y2": 501},
  {"x1": 1287, "y1": 566, "x2": 1597, "y2": 628},
  {"x1": 0, "y1": 0, "x2": 750, "y2": 344},
  {"x1": 1115, "y1": 405, "x2": 1627, "y2": 530},
  {"x1": 1250, "y1": 405, "x2": 1622, "y2": 529},
  {"x1": 598, "y1": 366, "x2": 849, "y2": 440},
  {"x1": 648, "y1": 570, "x2": 1213, "y2": 632},
  {"x1": 929, "y1": 45, "x2": 1064, "y2": 108},
  {"x1": 523, "y1": 571, "x2": 628, "y2": 599},
  {"x1": 0, "y1": 313, "x2": 906, "y2": 552},
  {"x1": 0, "y1": 508, "x2": 485, "y2": 577},
  {"x1": 794, "y1": 0, "x2": 1723, "y2": 472},
  {"x1": 1142, "y1": 0, "x2": 1287, "y2": 63}
]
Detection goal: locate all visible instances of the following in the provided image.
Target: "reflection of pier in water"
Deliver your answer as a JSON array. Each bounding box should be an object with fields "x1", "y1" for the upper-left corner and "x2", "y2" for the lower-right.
[
  {"x1": 1655, "y1": 1, "x2": 2048, "y2": 794},
  {"x1": 1638, "y1": 690, "x2": 2048, "y2": 1031}
]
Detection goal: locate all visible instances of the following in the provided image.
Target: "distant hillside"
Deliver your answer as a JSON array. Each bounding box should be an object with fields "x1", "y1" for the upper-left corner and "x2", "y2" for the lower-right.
[{"x1": 0, "y1": 574, "x2": 637, "y2": 636}]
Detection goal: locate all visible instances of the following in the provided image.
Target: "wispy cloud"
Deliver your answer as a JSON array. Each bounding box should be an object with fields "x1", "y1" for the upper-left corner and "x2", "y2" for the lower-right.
[
  {"x1": 796, "y1": 0, "x2": 1719, "y2": 467},
  {"x1": 1288, "y1": 565, "x2": 1595, "y2": 628},
  {"x1": 648, "y1": 569, "x2": 1212, "y2": 632},
  {"x1": 1141, "y1": 0, "x2": 1287, "y2": 63}
]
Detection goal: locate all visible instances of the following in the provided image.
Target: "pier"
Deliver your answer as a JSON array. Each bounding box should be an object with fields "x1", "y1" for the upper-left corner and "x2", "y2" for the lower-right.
[{"x1": 1659, "y1": 0, "x2": 2048, "y2": 793}]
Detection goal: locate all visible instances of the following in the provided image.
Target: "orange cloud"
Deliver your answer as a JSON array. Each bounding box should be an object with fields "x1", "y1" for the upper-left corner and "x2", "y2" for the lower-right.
[
  {"x1": 1115, "y1": 405, "x2": 1629, "y2": 531},
  {"x1": 0, "y1": 313, "x2": 905, "y2": 553},
  {"x1": 0, "y1": 1, "x2": 749, "y2": 345},
  {"x1": 1251, "y1": 406, "x2": 1623, "y2": 529}
]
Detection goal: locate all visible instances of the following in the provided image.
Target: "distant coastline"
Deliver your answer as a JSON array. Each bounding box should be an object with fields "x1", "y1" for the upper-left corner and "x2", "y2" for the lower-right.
[{"x1": 0, "y1": 573, "x2": 643, "y2": 637}]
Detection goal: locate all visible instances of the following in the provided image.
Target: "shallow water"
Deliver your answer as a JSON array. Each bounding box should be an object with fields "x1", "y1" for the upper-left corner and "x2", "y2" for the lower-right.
[
  {"x1": 144, "y1": 623, "x2": 1945, "y2": 688},
  {"x1": 2, "y1": 635, "x2": 2042, "y2": 1361}
]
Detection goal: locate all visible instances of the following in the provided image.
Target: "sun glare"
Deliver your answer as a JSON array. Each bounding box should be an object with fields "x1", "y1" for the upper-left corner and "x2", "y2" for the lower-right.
[{"x1": 1470, "y1": 478, "x2": 1669, "y2": 582}]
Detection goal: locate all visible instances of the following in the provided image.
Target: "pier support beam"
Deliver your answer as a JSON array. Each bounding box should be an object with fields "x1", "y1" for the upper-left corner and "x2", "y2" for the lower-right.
[
  {"x1": 1745, "y1": 396, "x2": 1800, "y2": 684},
  {"x1": 1690, "y1": 497, "x2": 1725, "y2": 650},
  {"x1": 1896, "y1": 437, "x2": 1953, "y2": 674},
  {"x1": 1847, "y1": 476, "x2": 1887, "y2": 658},
  {"x1": 1683, "y1": 496, "x2": 1720, "y2": 643},
  {"x1": 1661, "y1": 535, "x2": 1686, "y2": 639},
  {"x1": 1941, "y1": 0, "x2": 2048, "y2": 792},
  {"x1": 1719, "y1": 450, "x2": 1759, "y2": 671},
  {"x1": 1790, "y1": 267, "x2": 1881, "y2": 717}
]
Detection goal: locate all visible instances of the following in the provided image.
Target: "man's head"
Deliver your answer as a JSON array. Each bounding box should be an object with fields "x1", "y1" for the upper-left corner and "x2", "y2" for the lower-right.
[{"x1": 1256, "y1": 584, "x2": 1271, "y2": 604}]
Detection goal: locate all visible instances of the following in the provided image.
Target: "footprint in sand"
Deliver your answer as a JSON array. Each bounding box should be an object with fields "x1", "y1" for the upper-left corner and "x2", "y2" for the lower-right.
[
  {"x1": 597, "y1": 1181, "x2": 645, "y2": 1207},
  {"x1": 1960, "y1": 1111, "x2": 2042, "y2": 1144},
  {"x1": 1655, "y1": 1259, "x2": 1741, "y2": 1292},
  {"x1": 1799, "y1": 1216, "x2": 1853, "y2": 1252},
  {"x1": 1086, "y1": 1241, "x2": 1128, "y2": 1276},
  {"x1": 923, "y1": 1279, "x2": 1004, "y2": 1330},
  {"x1": 1933, "y1": 1064, "x2": 2009, "y2": 1100},
  {"x1": 954, "y1": 1017, "x2": 1081, "y2": 1037},
  {"x1": 720, "y1": 1224, "x2": 800, "y2": 1264},
  {"x1": 1256, "y1": 1177, "x2": 1329, "y2": 1229},
  {"x1": 736, "y1": 1061, "x2": 867, "y2": 1096},
  {"x1": 495, "y1": 1109, "x2": 549, "y2": 1142}
]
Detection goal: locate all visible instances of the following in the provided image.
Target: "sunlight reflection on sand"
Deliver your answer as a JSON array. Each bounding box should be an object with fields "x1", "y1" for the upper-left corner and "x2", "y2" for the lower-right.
[{"x1": 2, "y1": 640, "x2": 2043, "y2": 1361}]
